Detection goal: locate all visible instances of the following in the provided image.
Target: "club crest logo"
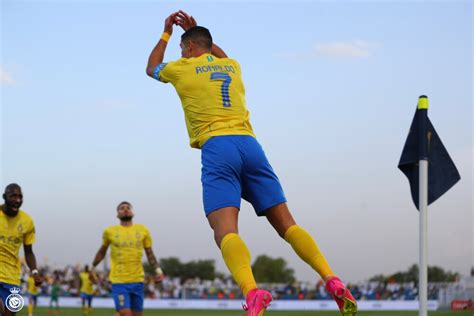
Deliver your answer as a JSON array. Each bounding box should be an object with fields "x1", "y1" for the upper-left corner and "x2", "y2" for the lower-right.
[{"x1": 6, "y1": 287, "x2": 24, "y2": 312}]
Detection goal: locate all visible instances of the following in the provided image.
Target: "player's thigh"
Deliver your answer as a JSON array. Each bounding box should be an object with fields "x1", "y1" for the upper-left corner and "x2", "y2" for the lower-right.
[
  {"x1": 80, "y1": 293, "x2": 86, "y2": 305},
  {"x1": 129, "y1": 283, "x2": 145, "y2": 313},
  {"x1": 0, "y1": 283, "x2": 20, "y2": 315},
  {"x1": 201, "y1": 136, "x2": 243, "y2": 216},
  {"x1": 0, "y1": 284, "x2": 7, "y2": 312},
  {"x1": 87, "y1": 295, "x2": 93, "y2": 307},
  {"x1": 240, "y1": 137, "x2": 287, "y2": 215},
  {"x1": 111, "y1": 284, "x2": 131, "y2": 312}
]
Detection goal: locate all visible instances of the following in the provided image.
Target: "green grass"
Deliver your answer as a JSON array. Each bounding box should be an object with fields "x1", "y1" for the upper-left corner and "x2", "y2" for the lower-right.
[{"x1": 16, "y1": 308, "x2": 473, "y2": 316}]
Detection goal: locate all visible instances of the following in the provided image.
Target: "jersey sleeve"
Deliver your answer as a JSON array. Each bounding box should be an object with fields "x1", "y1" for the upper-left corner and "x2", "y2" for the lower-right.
[
  {"x1": 142, "y1": 226, "x2": 152, "y2": 248},
  {"x1": 23, "y1": 219, "x2": 35, "y2": 245},
  {"x1": 152, "y1": 60, "x2": 180, "y2": 83},
  {"x1": 102, "y1": 228, "x2": 111, "y2": 246}
]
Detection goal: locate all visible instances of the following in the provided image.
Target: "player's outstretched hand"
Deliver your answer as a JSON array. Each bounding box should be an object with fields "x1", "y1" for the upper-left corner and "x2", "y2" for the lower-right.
[
  {"x1": 164, "y1": 12, "x2": 179, "y2": 35},
  {"x1": 33, "y1": 274, "x2": 43, "y2": 287},
  {"x1": 175, "y1": 10, "x2": 197, "y2": 31},
  {"x1": 89, "y1": 270, "x2": 98, "y2": 284},
  {"x1": 154, "y1": 273, "x2": 165, "y2": 283}
]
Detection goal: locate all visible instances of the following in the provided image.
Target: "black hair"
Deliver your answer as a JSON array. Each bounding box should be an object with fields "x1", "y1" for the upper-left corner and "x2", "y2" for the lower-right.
[
  {"x1": 181, "y1": 26, "x2": 213, "y2": 49},
  {"x1": 117, "y1": 201, "x2": 132, "y2": 211},
  {"x1": 4, "y1": 183, "x2": 21, "y2": 194}
]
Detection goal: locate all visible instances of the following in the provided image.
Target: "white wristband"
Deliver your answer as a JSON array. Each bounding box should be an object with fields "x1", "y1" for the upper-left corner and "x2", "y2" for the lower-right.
[
  {"x1": 155, "y1": 267, "x2": 163, "y2": 276},
  {"x1": 31, "y1": 269, "x2": 39, "y2": 276}
]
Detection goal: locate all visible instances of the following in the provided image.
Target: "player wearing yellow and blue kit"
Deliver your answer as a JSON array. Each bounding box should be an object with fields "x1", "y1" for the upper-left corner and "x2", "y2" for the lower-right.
[
  {"x1": 146, "y1": 11, "x2": 358, "y2": 316},
  {"x1": 0, "y1": 183, "x2": 42, "y2": 316},
  {"x1": 79, "y1": 265, "x2": 94, "y2": 316},
  {"x1": 90, "y1": 202, "x2": 164, "y2": 316},
  {"x1": 27, "y1": 275, "x2": 39, "y2": 316}
]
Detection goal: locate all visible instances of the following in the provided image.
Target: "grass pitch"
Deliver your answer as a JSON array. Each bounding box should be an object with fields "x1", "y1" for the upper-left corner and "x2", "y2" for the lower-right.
[{"x1": 16, "y1": 308, "x2": 472, "y2": 316}]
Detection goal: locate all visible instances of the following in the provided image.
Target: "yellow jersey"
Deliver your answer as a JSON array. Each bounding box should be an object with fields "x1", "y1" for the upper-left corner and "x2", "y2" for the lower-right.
[
  {"x1": 155, "y1": 53, "x2": 255, "y2": 148},
  {"x1": 102, "y1": 224, "x2": 152, "y2": 284},
  {"x1": 0, "y1": 208, "x2": 35, "y2": 285},
  {"x1": 79, "y1": 272, "x2": 94, "y2": 295},
  {"x1": 27, "y1": 276, "x2": 39, "y2": 295}
]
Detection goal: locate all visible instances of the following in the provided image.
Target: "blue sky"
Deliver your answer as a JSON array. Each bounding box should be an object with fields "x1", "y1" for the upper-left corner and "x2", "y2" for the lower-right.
[{"x1": 1, "y1": 1, "x2": 472, "y2": 283}]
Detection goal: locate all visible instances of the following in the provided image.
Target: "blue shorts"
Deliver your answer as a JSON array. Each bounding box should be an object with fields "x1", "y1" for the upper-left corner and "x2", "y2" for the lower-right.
[
  {"x1": 29, "y1": 294, "x2": 38, "y2": 304},
  {"x1": 80, "y1": 292, "x2": 93, "y2": 304},
  {"x1": 201, "y1": 135, "x2": 286, "y2": 216},
  {"x1": 111, "y1": 283, "x2": 144, "y2": 312},
  {"x1": 0, "y1": 283, "x2": 19, "y2": 307}
]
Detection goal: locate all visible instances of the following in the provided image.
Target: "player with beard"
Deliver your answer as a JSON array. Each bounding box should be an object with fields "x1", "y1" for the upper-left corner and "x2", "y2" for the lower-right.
[
  {"x1": 90, "y1": 202, "x2": 164, "y2": 316},
  {"x1": 0, "y1": 183, "x2": 42, "y2": 316}
]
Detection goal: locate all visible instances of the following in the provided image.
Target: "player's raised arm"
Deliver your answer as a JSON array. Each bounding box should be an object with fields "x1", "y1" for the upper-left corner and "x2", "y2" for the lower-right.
[
  {"x1": 175, "y1": 10, "x2": 227, "y2": 58},
  {"x1": 146, "y1": 12, "x2": 179, "y2": 77}
]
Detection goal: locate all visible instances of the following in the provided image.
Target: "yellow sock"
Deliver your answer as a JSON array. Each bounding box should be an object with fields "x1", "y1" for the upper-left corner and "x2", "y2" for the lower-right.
[
  {"x1": 284, "y1": 225, "x2": 334, "y2": 280},
  {"x1": 88, "y1": 307, "x2": 92, "y2": 316},
  {"x1": 82, "y1": 305, "x2": 86, "y2": 315},
  {"x1": 220, "y1": 233, "x2": 257, "y2": 296},
  {"x1": 28, "y1": 303, "x2": 33, "y2": 316}
]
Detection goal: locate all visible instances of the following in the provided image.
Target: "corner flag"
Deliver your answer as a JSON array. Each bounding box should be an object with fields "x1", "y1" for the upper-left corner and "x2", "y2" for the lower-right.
[
  {"x1": 398, "y1": 95, "x2": 461, "y2": 210},
  {"x1": 398, "y1": 95, "x2": 461, "y2": 316}
]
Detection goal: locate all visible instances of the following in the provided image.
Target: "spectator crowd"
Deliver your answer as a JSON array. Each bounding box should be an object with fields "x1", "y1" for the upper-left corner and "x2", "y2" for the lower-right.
[{"x1": 20, "y1": 264, "x2": 447, "y2": 301}]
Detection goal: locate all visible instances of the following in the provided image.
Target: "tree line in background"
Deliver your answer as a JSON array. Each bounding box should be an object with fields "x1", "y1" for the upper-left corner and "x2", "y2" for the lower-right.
[
  {"x1": 144, "y1": 255, "x2": 295, "y2": 283},
  {"x1": 145, "y1": 256, "x2": 464, "y2": 284},
  {"x1": 369, "y1": 264, "x2": 460, "y2": 283}
]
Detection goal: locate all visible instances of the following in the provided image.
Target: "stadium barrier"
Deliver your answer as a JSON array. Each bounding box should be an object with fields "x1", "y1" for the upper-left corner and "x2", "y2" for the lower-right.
[{"x1": 33, "y1": 297, "x2": 439, "y2": 311}]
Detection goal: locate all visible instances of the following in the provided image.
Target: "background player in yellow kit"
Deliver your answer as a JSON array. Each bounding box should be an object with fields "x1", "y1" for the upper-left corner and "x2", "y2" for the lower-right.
[
  {"x1": 90, "y1": 202, "x2": 164, "y2": 316},
  {"x1": 0, "y1": 183, "x2": 42, "y2": 316},
  {"x1": 79, "y1": 265, "x2": 94, "y2": 316},
  {"x1": 146, "y1": 10, "x2": 358, "y2": 316},
  {"x1": 27, "y1": 273, "x2": 39, "y2": 316}
]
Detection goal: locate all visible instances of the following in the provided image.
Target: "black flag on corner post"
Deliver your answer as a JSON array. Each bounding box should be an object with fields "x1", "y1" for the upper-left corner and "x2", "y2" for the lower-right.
[{"x1": 398, "y1": 96, "x2": 461, "y2": 210}]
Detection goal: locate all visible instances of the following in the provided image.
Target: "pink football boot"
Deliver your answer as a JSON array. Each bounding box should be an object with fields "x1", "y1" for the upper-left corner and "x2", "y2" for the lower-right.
[
  {"x1": 325, "y1": 276, "x2": 358, "y2": 315},
  {"x1": 242, "y1": 288, "x2": 273, "y2": 316}
]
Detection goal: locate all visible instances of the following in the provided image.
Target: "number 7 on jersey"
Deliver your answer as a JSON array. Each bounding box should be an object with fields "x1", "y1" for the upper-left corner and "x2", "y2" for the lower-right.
[{"x1": 211, "y1": 72, "x2": 232, "y2": 107}]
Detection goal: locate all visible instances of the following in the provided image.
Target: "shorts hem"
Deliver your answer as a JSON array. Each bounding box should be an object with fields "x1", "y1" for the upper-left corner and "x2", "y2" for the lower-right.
[
  {"x1": 205, "y1": 203, "x2": 240, "y2": 216},
  {"x1": 255, "y1": 199, "x2": 287, "y2": 216}
]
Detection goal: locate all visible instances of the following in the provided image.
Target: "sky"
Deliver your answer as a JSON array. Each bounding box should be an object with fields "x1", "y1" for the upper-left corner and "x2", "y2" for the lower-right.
[{"x1": 1, "y1": 0, "x2": 472, "y2": 283}]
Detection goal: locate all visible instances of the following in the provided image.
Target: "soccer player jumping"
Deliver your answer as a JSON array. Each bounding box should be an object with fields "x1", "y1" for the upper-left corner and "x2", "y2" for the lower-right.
[
  {"x1": 146, "y1": 11, "x2": 358, "y2": 316},
  {"x1": 0, "y1": 183, "x2": 42, "y2": 316},
  {"x1": 90, "y1": 201, "x2": 164, "y2": 316}
]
